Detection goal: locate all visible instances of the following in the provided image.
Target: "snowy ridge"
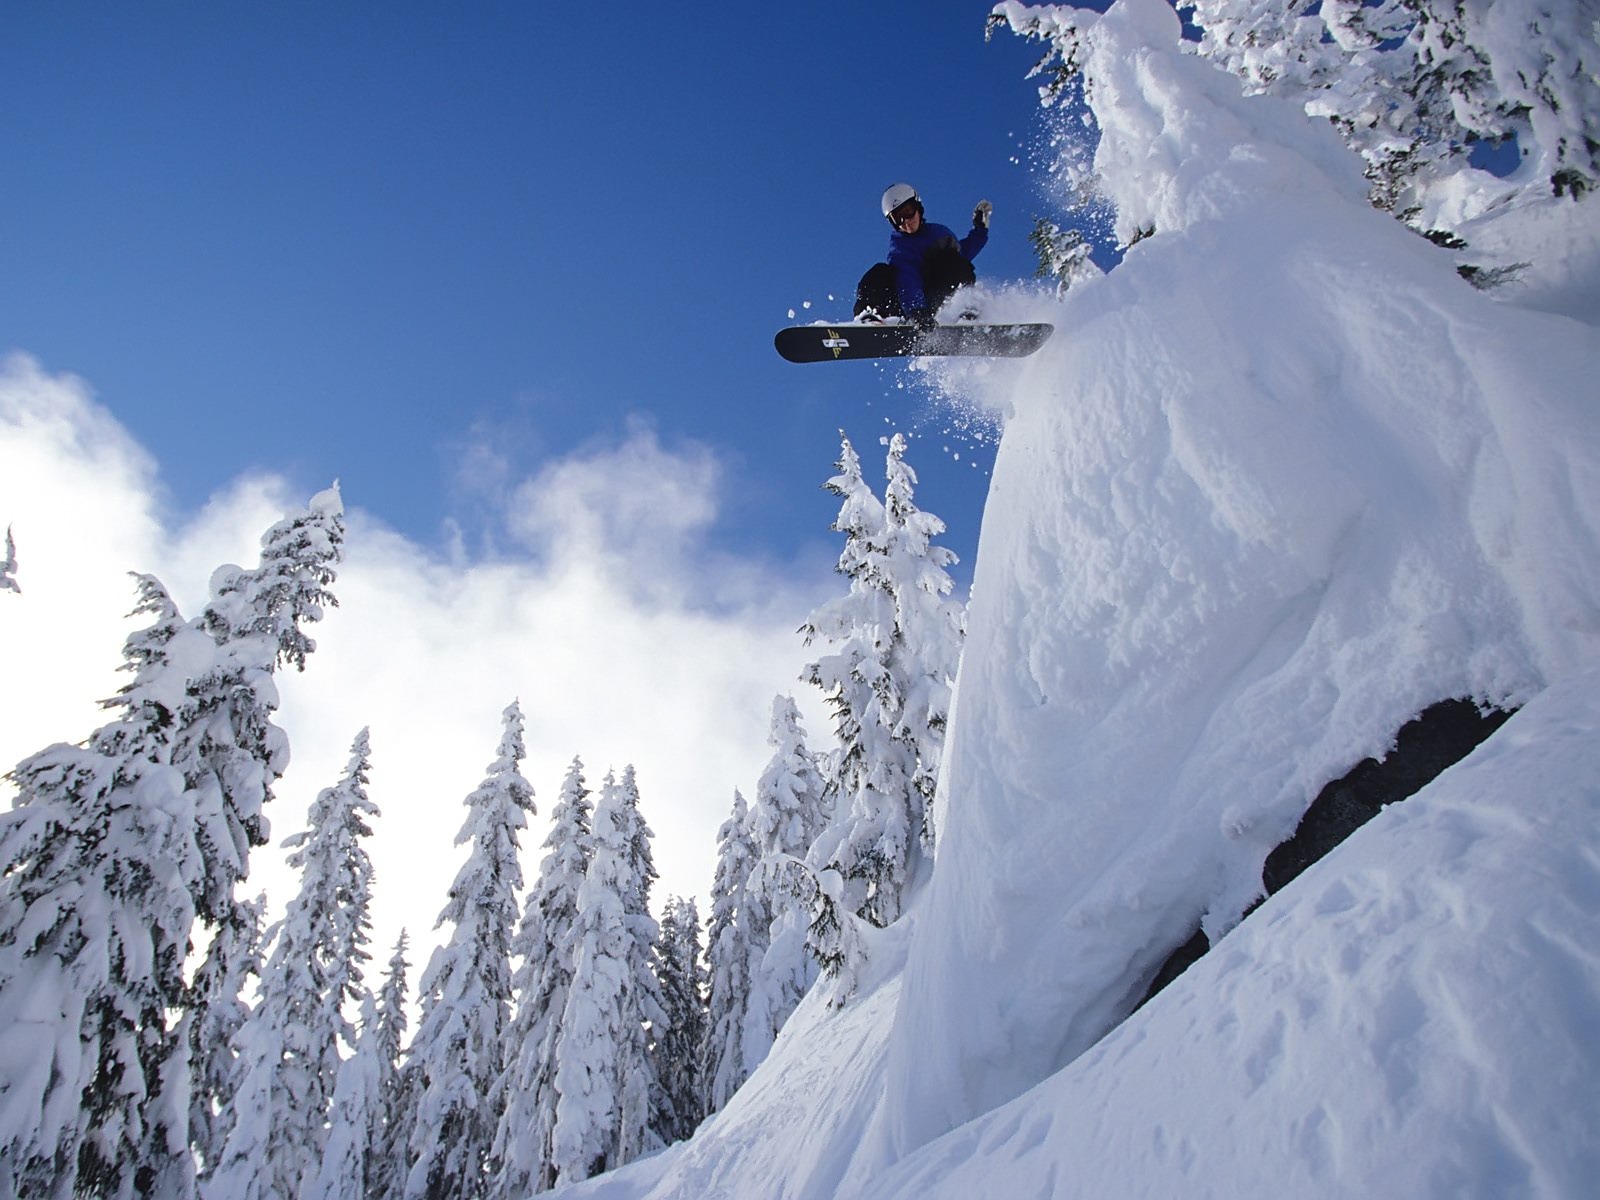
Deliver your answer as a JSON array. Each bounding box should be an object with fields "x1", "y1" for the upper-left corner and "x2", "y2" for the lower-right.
[{"x1": 555, "y1": 0, "x2": 1600, "y2": 1195}]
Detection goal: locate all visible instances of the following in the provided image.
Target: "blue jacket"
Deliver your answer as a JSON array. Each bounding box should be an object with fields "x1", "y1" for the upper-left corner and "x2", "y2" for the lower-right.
[{"x1": 888, "y1": 220, "x2": 987, "y2": 313}]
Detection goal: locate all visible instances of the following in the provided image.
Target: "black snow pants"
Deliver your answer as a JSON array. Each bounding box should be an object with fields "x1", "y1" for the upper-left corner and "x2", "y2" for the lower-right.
[{"x1": 853, "y1": 243, "x2": 976, "y2": 322}]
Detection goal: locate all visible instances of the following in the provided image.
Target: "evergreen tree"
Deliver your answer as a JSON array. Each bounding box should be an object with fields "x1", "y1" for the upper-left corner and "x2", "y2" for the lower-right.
[
  {"x1": 179, "y1": 490, "x2": 344, "y2": 1178},
  {"x1": 491, "y1": 757, "x2": 593, "y2": 1198},
  {"x1": 651, "y1": 896, "x2": 708, "y2": 1145},
  {"x1": 161, "y1": 490, "x2": 343, "y2": 1188},
  {"x1": 181, "y1": 487, "x2": 344, "y2": 930},
  {"x1": 613, "y1": 765, "x2": 666, "y2": 1165},
  {"x1": 703, "y1": 790, "x2": 758, "y2": 1112},
  {"x1": 188, "y1": 894, "x2": 265, "y2": 1181},
  {"x1": 801, "y1": 437, "x2": 911, "y2": 929},
  {"x1": 204, "y1": 729, "x2": 380, "y2": 1200},
  {"x1": 1029, "y1": 216, "x2": 1100, "y2": 294},
  {"x1": 799, "y1": 436, "x2": 964, "y2": 996},
  {"x1": 0, "y1": 576, "x2": 205, "y2": 1200},
  {"x1": 0, "y1": 492, "x2": 340, "y2": 1200},
  {"x1": 366, "y1": 933, "x2": 412, "y2": 1200},
  {"x1": 1180, "y1": 0, "x2": 1480, "y2": 212},
  {"x1": 1, "y1": 525, "x2": 18, "y2": 593},
  {"x1": 744, "y1": 696, "x2": 829, "y2": 1058},
  {"x1": 881, "y1": 432, "x2": 964, "y2": 856},
  {"x1": 549, "y1": 771, "x2": 664, "y2": 1185},
  {"x1": 303, "y1": 993, "x2": 382, "y2": 1200},
  {"x1": 801, "y1": 436, "x2": 897, "y2": 932},
  {"x1": 1003, "y1": 0, "x2": 1600, "y2": 233},
  {"x1": 402, "y1": 703, "x2": 535, "y2": 1200}
]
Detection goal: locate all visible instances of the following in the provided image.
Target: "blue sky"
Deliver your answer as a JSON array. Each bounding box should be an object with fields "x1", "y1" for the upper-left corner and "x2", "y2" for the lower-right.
[{"x1": 2, "y1": 2, "x2": 1068, "y2": 584}]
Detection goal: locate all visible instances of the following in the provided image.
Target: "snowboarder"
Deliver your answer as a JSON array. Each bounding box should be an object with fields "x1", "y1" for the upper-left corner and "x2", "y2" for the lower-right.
[{"x1": 854, "y1": 183, "x2": 991, "y2": 327}]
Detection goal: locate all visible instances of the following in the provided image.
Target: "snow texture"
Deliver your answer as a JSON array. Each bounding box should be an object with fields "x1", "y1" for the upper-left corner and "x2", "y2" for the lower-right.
[{"x1": 552, "y1": 0, "x2": 1600, "y2": 1195}]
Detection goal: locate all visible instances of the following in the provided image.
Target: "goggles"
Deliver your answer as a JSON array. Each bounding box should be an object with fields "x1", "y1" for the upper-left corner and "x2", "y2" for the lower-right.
[{"x1": 888, "y1": 201, "x2": 921, "y2": 228}]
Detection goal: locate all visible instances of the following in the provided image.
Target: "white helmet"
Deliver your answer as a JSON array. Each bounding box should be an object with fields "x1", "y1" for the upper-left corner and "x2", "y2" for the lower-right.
[{"x1": 881, "y1": 182, "x2": 920, "y2": 219}]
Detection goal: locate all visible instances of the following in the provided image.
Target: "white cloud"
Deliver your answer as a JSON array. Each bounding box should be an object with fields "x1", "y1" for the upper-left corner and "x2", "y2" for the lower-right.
[
  {"x1": 0, "y1": 353, "x2": 834, "y2": 965},
  {"x1": 508, "y1": 417, "x2": 722, "y2": 584}
]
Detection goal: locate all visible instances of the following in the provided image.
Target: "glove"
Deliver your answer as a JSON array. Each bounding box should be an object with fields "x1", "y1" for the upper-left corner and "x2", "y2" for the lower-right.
[
  {"x1": 907, "y1": 306, "x2": 938, "y2": 331},
  {"x1": 973, "y1": 199, "x2": 993, "y2": 230}
]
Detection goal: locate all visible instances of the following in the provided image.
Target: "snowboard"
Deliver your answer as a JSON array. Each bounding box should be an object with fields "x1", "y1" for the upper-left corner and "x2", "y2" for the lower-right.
[{"x1": 774, "y1": 321, "x2": 1053, "y2": 364}]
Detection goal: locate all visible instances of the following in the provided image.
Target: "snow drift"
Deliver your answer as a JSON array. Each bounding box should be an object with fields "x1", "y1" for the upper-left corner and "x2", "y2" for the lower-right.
[{"x1": 557, "y1": 0, "x2": 1600, "y2": 1194}]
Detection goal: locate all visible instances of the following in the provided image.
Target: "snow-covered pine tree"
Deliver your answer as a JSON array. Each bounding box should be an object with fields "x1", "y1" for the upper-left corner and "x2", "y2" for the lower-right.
[
  {"x1": 1005, "y1": 0, "x2": 1600, "y2": 232},
  {"x1": 1406, "y1": 0, "x2": 1600, "y2": 198},
  {"x1": 614, "y1": 765, "x2": 666, "y2": 1165},
  {"x1": 801, "y1": 434, "x2": 893, "y2": 918},
  {"x1": 178, "y1": 490, "x2": 344, "y2": 1172},
  {"x1": 650, "y1": 896, "x2": 708, "y2": 1145},
  {"x1": 491, "y1": 756, "x2": 593, "y2": 1198},
  {"x1": 703, "y1": 789, "x2": 758, "y2": 1112},
  {"x1": 203, "y1": 729, "x2": 381, "y2": 1200},
  {"x1": 802, "y1": 436, "x2": 914, "y2": 931},
  {"x1": 616, "y1": 766, "x2": 657, "y2": 921},
  {"x1": 1179, "y1": 0, "x2": 1483, "y2": 213},
  {"x1": 881, "y1": 432, "x2": 964, "y2": 856},
  {"x1": 1030, "y1": 216, "x2": 1100, "y2": 294},
  {"x1": 365, "y1": 933, "x2": 412, "y2": 1200},
  {"x1": 0, "y1": 575, "x2": 209, "y2": 1200},
  {"x1": 744, "y1": 696, "x2": 829, "y2": 1058},
  {"x1": 302, "y1": 991, "x2": 382, "y2": 1200},
  {"x1": 188, "y1": 894, "x2": 265, "y2": 1180},
  {"x1": 182, "y1": 486, "x2": 344, "y2": 931},
  {"x1": 1, "y1": 525, "x2": 18, "y2": 593},
  {"x1": 402, "y1": 702, "x2": 535, "y2": 1200},
  {"x1": 798, "y1": 435, "x2": 963, "y2": 997},
  {"x1": 549, "y1": 770, "x2": 664, "y2": 1185}
]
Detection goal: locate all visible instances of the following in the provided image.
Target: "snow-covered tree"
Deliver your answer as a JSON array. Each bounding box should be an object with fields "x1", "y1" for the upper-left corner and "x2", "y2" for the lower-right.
[
  {"x1": 744, "y1": 696, "x2": 829, "y2": 1057},
  {"x1": 651, "y1": 896, "x2": 708, "y2": 1145},
  {"x1": 616, "y1": 766, "x2": 657, "y2": 922},
  {"x1": 402, "y1": 702, "x2": 535, "y2": 1200},
  {"x1": 491, "y1": 756, "x2": 593, "y2": 1198},
  {"x1": 1, "y1": 525, "x2": 18, "y2": 594},
  {"x1": 1030, "y1": 216, "x2": 1101, "y2": 293},
  {"x1": 613, "y1": 765, "x2": 666, "y2": 1163},
  {"x1": 1002, "y1": 0, "x2": 1600, "y2": 234},
  {"x1": 188, "y1": 894, "x2": 265, "y2": 1180},
  {"x1": 549, "y1": 770, "x2": 665, "y2": 1185},
  {"x1": 801, "y1": 435, "x2": 901, "y2": 935},
  {"x1": 170, "y1": 490, "x2": 344, "y2": 1185},
  {"x1": 881, "y1": 432, "x2": 964, "y2": 854},
  {"x1": 302, "y1": 992, "x2": 382, "y2": 1200},
  {"x1": 798, "y1": 435, "x2": 963, "y2": 996},
  {"x1": 181, "y1": 487, "x2": 344, "y2": 931},
  {"x1": 703, "y1": 789, "x2": 758, "y2": 1112},
  {"x1": 0, "y1": 492, "x2": 339, "y2": 1199},
  {"x1": 802, "y1": 439, "x2": 920, "y2": 924},
  {"x1": 204, "y1": 729, "x2": 380, "y2": 1200},
  {"x1": 0, "y1": 575, "x2": 207, "y2": 1200},
  {"x1": 365, "y1": 933, "x2": 412, "y2": 1200}
]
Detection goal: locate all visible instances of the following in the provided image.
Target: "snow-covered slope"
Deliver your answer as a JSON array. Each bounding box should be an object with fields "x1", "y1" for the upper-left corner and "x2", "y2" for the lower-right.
[
  {"x1": 555, "y1": 0, "x2": 1600, "y2": 1195},
  {"x1": 863, "y1": 668, "x2": 1600, "y2": 1199}
]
